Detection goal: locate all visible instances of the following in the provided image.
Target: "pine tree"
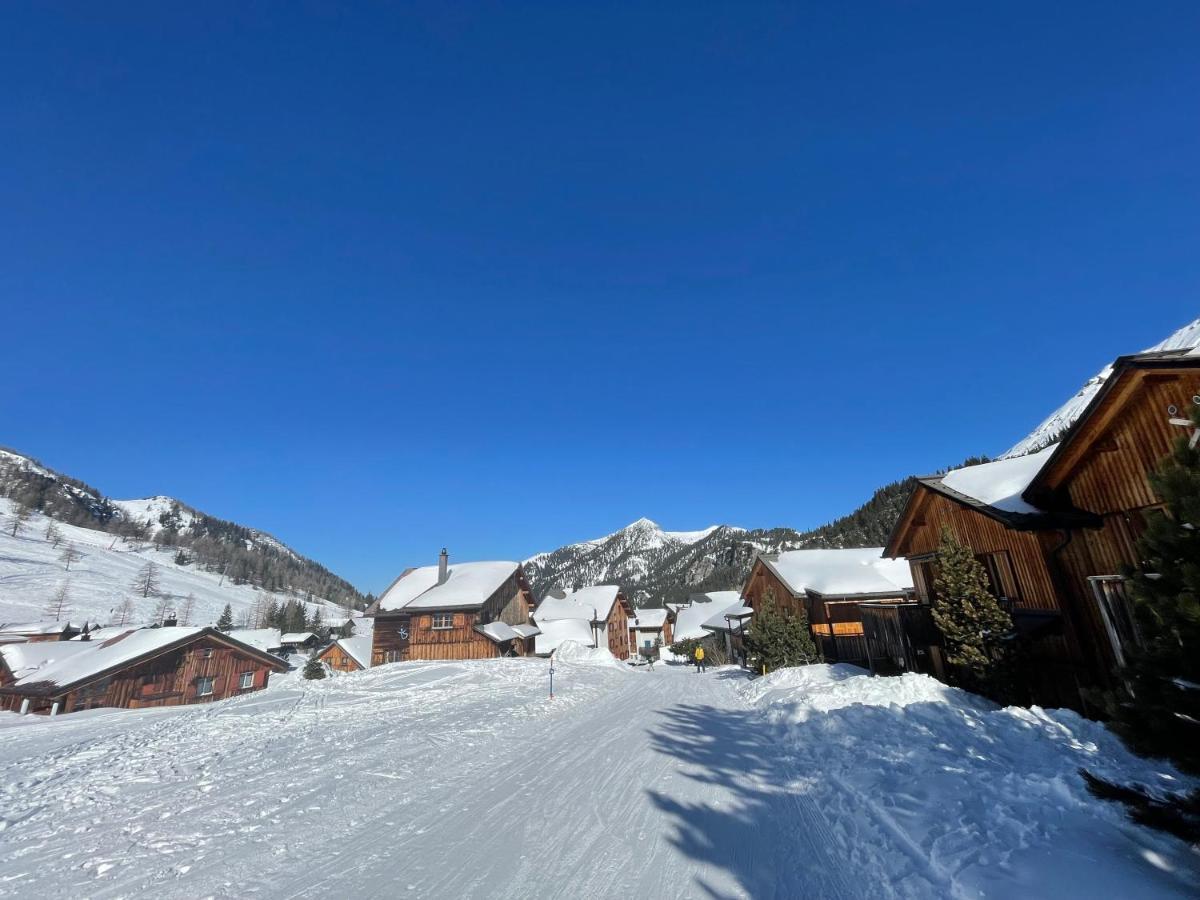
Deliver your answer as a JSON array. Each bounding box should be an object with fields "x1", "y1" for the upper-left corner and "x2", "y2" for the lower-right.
[
  {"x1": 930, "y1": 527, "x2": 1014, "y2": 698},
  {"x1": 216, "y1": 603, "x2": 234, "y2": 633},
  {"x1": 59, "y1": 543, "x2": 83, "y2": 571},
  {"x1": 1082, "y1": 408, "x2": 1200, "y2": 843},
  {"x1": 302, "y1": 653, "x2": 327, "y2": 680},
  {"x1": 742, "y1": 590, "x2": 820, "y2": 674},
  {"x1": 131, "y1": 561, "x2": 161, "y2": 598}
]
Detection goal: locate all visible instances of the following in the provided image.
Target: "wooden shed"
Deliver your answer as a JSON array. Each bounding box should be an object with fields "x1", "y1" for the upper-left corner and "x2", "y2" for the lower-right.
[
  {"x1": 317, "y1": 635, "x2": 373, "y2": 672},
  {"x1": 366, "y1": 550, "x2": 538, "y2": 665},
  {"x1": 0, "y1": 626, "x2": 289, "y2": 715},
  {"x1": 741, "y1": 549, "x2": 914, "y2": 665}
]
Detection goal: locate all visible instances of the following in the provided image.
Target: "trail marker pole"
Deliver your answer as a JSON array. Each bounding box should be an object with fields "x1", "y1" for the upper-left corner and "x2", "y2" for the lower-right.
[{"x1": 549, "y1": 659, "x2": 555, "y2": 699}]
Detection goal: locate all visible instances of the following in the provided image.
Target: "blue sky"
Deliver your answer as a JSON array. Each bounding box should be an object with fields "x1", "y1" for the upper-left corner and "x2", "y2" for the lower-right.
[{"x1": 2, "y1": 3, "x2": 1197, "y2": 593}]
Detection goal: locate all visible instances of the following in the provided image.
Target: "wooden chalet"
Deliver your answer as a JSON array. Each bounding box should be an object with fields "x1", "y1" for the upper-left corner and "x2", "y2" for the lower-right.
[
  {"x1": 741, "y1": 549, "x2": 915, "y2": 665},
  {"x1": 279, "y1": 632, "x2": 320, "y2": 652},
  {"x1": 0, "y1": 621, "x2": 81, "y2": 643},
  {"x1": 532, "y1": 585, "x2": 633, "y2": 660},
  {"x1": 0, "y1": 626, "x2": 288, "y2": 715},
  {"x1": 366, "y1": 550, "x2": 538, "y2": 664},
  {"x1": 884, "y1": 348, "x2": 1200, "y2": 708},
  {"x1": 317, "y1": 635, "x2": 374, "y2": 672}
]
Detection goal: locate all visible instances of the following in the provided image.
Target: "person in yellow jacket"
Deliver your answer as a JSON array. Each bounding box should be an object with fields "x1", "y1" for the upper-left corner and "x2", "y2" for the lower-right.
[{"x1": 694, "y1": 645, "x2": 706, "y2": 674}]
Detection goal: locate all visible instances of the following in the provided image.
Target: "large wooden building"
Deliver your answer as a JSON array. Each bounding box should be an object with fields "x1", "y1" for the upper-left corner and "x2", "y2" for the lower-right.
[
  {"x1": 741, "y1": 549, "x2": 915, "y2": 664},
  {"x1": 532, "y1": 585, "x2": 633, "y2": 660},
  {"x1": 317, "y1": 634, "x2": 374, "y2": 672},
  {"x1": 884, "y1": 349, "x2": 1200, "y2": 708},
  {"x1": 366, "y1": 550, "x2": 539, "y2": 665},
  {"x1": 0, "y1": 626, "x2": 289, "y2": 715}
]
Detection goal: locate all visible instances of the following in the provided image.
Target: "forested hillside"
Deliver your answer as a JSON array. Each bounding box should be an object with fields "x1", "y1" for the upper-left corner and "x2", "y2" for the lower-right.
[{"x1": 0, "y1": 448, "x2": 364, "y2": 608}]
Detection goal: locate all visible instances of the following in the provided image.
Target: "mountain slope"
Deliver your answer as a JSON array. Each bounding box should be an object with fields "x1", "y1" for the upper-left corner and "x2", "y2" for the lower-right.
[
  {"x1": 525, "y1": 475, "x2": 925, "y2": 607},
  {"x1": 1001, "y1": 316, "x2": 1200, "y2": 459},
  {"x1": 0, "y1": 498, "x2": 352, "y2": 628},
  {"x1": 0, "y1": 447, "x2": 363, "y2": 609}
]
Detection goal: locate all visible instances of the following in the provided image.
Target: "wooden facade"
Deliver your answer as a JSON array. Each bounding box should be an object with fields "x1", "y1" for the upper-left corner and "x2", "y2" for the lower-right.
[
  {"x1": 741, "y1": 557, "x2": 912, "y2": 665},
  {"x1": 317, "y1": 641, "x2": 365, "y2": 672},
  {"x1": 0, "y1": 628, "x2": 288, "y2": 715},
  {"x1": 885, "y1": 353, "x2": 1200, "y2": 709},
  {"x1": 371, "y1": 565, "x2": 537, "y2": 665},
  {"x1": 604, "y1": 593, "x2": 632, "y2": 660}
]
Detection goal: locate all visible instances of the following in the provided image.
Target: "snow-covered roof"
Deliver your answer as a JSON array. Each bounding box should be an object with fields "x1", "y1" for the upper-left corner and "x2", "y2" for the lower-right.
[
  {"x1": 334, "y1": 635, "x2": 373, "y2": 669},
  {"x1": 630, "y1": 608, "x2": 667, "y2": 629},
  {"x1": 937, "y1": 448, "x2": 1054, "y2": 515},
  {"x1": 0, "y1": 640, "x2": 91, "y2": 681},
  {"x1": 377, "y1": 561, "x2": 519, "y2": 612},
  {"x1": 280, "y1": 632, "x2": 316, "y2": 644},
  {"x1": 762, "y1": 549, "x2": 914, "y2": 598},
  {"x1": 511, "y1": 623, "x2": 540, "y2": 639},
  {"x1": 673, "y1": 592, "x2": 743, "y2": 642},
  {"x1": 701, "y1": 605, "x2": 753, "y2": 632},
  {"x1": 533, "y1": 619, "x2": 596, "y2": 656},
  {"x1": 534, "y1": 586, "x2": 621, "y2": 624},
  {"x1": 0, "y1": 621, "x2": 74, "y2": 636},
  {"x1": 476, "y1": 621, "x2": 520, "y2": 643},
  {"x1": 231, "y1": 628, "x2": 283, "y2": 652},
  {"x1": 0, "y1": 627, "x2": 287, "y2": 694}
]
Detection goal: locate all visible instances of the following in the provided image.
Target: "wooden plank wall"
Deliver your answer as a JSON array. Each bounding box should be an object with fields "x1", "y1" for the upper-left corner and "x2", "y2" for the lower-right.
[
  {"x1": 898, "y1": 491, "x2": 1060, "y2": 612},
  {"x1": 1061, "y1": 374, "x2": 1200, "y2": 515}
]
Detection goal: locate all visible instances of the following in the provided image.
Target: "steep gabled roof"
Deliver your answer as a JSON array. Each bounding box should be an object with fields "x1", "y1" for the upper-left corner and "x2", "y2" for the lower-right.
[
  {"x1": 533, "y1": 585, "x2": 623, "y2": 624},
  {"x1": 1025, "y1": 351, "x2": 1200, "y2": 499},
  {"x1": 0, "y1": 627, "x2": 288, "y2": 697},
  {"x1": 373, "y1": 561, "x2": 522, "y2": 612},
  {"x1": 757, "y1": 548, "x2": 914, "y2": 599}
]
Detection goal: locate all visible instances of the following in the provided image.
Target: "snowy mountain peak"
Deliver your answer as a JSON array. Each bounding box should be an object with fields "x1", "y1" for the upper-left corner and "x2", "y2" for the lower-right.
[{"x1": 1002, "y1": 315, "x2": 1200, "y2": 459}]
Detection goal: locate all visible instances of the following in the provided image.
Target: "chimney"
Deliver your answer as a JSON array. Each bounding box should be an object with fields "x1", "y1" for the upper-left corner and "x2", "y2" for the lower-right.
[
  {"x1": 163, "y1": 611, "x2": 178, "y2": 628},
  {"x1": 438, "y1": 548, "x2": 449, "y2": 585}
]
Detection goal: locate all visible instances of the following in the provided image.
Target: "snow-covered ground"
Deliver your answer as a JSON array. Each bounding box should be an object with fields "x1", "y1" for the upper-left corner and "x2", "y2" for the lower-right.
[
  {"x1": 0, "y1": 499, "x2": 348, "y2": 628},
  {"x1": 0, "y1": 657, "x2": 1194, "y2": 899}
]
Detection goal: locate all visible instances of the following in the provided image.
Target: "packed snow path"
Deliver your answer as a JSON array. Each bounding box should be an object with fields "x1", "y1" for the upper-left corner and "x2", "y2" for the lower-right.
[{"x1": 0, "y1": 657, "x2": 1195, "y2": 899}]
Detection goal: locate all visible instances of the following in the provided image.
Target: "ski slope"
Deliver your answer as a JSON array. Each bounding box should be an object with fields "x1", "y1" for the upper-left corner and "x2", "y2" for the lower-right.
[
  {"x1": 0, "y1": 655, "x2": 1194, "y2": 899},
  {"x1": 0, "y1": 499, "x2": 348, "y2": 628}
]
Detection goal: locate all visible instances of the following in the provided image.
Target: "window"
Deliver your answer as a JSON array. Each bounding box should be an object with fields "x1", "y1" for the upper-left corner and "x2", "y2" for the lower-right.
[
  {"x1": 431, "y1": 613, "x2": 453, "y2": 630},
  {"x1": 200, "y1": 648, "x2": 213, "y2": 659},
  {"x1": 239, "y1": 671, "x2": 254, "y2": 690},
  {"x1": 974, "y1": 551, "x2": 1021, "y2": 605},
  {"x1": 1088, "y1": 576, "x2": 1142, "y2": 667},
  {"x1": 196, "y1": 676, "x2": 215, "y2": 697}
]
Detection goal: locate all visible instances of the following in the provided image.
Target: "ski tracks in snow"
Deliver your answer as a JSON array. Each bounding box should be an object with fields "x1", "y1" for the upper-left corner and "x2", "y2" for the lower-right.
[{"x1": 1, "y1": 659, "x2": 970, "y2": 899}]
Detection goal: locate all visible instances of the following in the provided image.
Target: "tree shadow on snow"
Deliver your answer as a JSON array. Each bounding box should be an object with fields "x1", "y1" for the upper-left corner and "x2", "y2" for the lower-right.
[
  {"x1": 646, "y1": 695, "x2": 1200, "y2": 900},
  {"x1": 645, "y1": 701, "x2": 865, "y2": 900}
]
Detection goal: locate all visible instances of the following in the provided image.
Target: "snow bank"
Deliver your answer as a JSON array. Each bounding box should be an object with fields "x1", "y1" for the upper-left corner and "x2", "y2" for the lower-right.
[
  {"x1": 739, "y1": 664, "x2": 1198, "y2": 898},
  {"x1": 552, "y1": 640, "x2": 624, "y2": 669}
]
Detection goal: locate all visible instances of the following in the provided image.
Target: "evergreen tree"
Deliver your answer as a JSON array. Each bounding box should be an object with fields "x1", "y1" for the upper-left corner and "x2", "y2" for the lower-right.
[
  {"x1": 302, "y1": 653, "x2": 327, "y2": 680},
  {"x1": 216, "y1": 603, "x2": 234, "y2": 633},
  {"x1": 742, "y1": 590, "x2": 820, "y2": 674},
  {"x1": 174, "y1": 549, "x2": 191, "y2": 566},
  {"x1": 1084, "y1": 407, "x2": 1200, "y2": 842},
  {"x1": 930, "y1": 527, "x2": 1014, "y2": 699}
]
